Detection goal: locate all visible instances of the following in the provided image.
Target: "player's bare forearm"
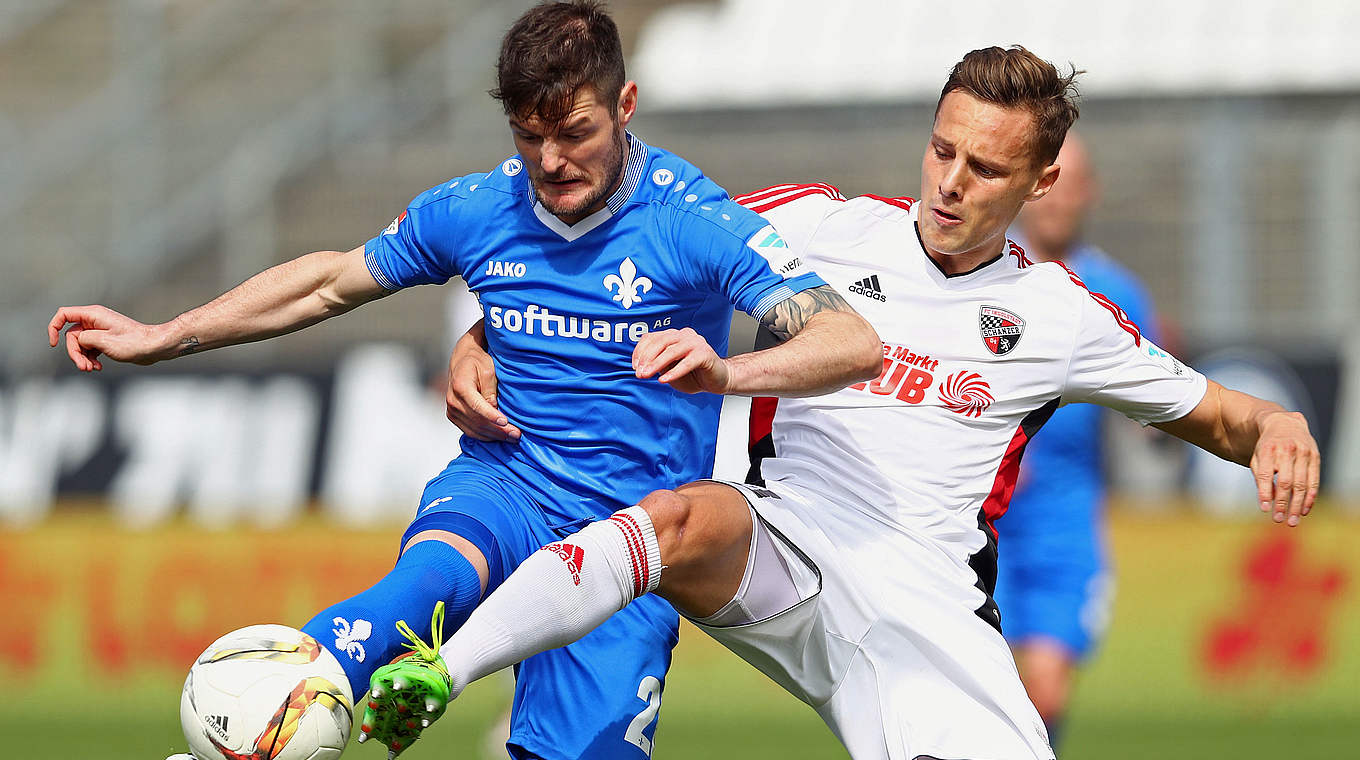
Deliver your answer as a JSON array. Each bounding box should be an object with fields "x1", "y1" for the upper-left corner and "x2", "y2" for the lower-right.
[
  {"x1": 49, "y1": 246, "x2": 387, "y2": 370},
  {"x1": 1155, "y1": 381, "x2": 1281, "y2": 465},
  {"x1": 161, "y1": 247, "x2": 388, "y2": 356},
  {"x1": 1156, "y1": 379, "x2": 1320, "y2": 525},
  {"x1": 726, "y1": 286, "x2": 880, "y2": 397}
]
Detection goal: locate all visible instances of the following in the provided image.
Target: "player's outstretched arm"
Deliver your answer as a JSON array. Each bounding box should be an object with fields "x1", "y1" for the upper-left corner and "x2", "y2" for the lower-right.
[
  {"x1": 1154, "y1": 379, "x2": 1320, "y2": 527},
  {"x1": 445, "y1": 319, "x2": 521, "y2": 442},
  {"x1": 48, "y1": 245, "x2": 388, "y2": 371}
]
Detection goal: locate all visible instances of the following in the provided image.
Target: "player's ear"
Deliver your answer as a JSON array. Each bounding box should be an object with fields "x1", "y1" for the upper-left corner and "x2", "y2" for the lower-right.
[
  {"x1": 1025, "y1": 163, "x2": 1061, "y2": 202},
  {"x1": 616, "y1": 81, "x2": 638, "y2": 127}
]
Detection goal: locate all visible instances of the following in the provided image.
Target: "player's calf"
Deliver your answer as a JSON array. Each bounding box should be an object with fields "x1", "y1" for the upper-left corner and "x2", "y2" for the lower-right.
[{"x1": 361, "y1": 505, "x2": 668, "y2": 755}]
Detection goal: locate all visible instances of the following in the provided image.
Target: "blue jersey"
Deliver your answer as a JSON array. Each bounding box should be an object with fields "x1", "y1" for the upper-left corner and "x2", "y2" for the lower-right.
[{"x1": 365, "y1": 134, "x2": 824, "y2": 524}]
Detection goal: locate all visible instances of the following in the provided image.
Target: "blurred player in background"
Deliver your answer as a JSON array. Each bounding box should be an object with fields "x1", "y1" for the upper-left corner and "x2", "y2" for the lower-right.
[
  {"x1": 364, "y1": 46, "x2": 1321, "y2": 760},
  {"x1": 992, "y1": 131, "x2": 1159, "y2": 747},
  {"x1": 46, "y1": 2, "x2": 879, "y2": 758}
]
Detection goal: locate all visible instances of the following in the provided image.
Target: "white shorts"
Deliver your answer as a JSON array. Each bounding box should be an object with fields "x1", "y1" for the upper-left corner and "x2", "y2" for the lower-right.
[{"x1": 692, "y1": 480, "x2": 1054, "y2": 760}]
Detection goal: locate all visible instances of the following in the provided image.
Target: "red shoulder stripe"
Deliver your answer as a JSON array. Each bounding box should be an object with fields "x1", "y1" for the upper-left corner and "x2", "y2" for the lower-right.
[
  {"x1": 860, "y1": 194, "x2": 917, "y2": 211},
  {"x1": 1056, "y1": 262, "x2": 1142, "y2": 345},
  {"x1": 735, "y1": 183, "x2": 844, "y2": 213},
  {"x1": 1006, "y1": 240, "x2": 1033, "y2": 268}
]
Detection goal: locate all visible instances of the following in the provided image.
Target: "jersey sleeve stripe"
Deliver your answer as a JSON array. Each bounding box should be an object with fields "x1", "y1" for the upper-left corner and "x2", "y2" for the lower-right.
[
  {"x1": 364, "y1": 249, "x2": 400, "y2": 291},
  {"x1": 1057, "y1": 261, "x2": 1143, "y2": 345},
  {"x1": 734, "y1": 182, "x2": 843, "y2": 204},
  {"x1": 735, "y1": 183, "x2": 846, "y2": 213},
  {"x1": 751, "y1": 285, "x2": 796, "y2": 321},
  {"x1": 860, "y1": 194, "x2": 917, "y2": 211},
  {"x1": 732, "y1": 183, "x2": 801, "y2": 203}
]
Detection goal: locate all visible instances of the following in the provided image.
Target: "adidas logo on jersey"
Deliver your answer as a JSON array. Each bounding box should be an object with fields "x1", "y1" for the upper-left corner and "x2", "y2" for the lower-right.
[{"x1": 848, "y1": 275, "x2": 886, "y2": 301}]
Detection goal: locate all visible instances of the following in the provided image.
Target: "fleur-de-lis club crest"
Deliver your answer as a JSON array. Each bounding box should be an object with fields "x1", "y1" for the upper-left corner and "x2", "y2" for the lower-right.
[
  {"x1": 332, "y1": 617, "x2": 372, "y2": 662},
  {"x1": 603, "y1": 257, "x2": 653, "y2": 309},
  {"x1": 979, "y1": 305, "x2": 1025, "y2": 356}
]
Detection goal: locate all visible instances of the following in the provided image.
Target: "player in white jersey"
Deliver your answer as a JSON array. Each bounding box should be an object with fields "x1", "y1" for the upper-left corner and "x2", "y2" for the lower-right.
[{"x1": 369, "y1": 46, "x2": 1321, "y2": 759}]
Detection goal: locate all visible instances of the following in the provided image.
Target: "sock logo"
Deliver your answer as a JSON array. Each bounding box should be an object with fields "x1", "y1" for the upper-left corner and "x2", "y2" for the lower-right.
[
  {"x1": 205, "y1": 714, "x2": 230, "y2": 742},
  {"x1": 544, "y1": 542, "x2": 586, "y2": 586},
  {"x1": 332, "y1": 617, "x2": 373, "y2": 663}
]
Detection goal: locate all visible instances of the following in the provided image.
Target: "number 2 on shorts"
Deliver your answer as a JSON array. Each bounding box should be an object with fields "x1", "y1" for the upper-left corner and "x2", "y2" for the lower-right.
[{"x1": 624, "y1": 675, "x2": 663, "y2": 756}]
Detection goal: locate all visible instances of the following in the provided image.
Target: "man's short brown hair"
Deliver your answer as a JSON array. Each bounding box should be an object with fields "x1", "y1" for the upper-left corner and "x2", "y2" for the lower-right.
[
  {"x1": 491, "y1": 1, "x2": 626, "y2": 127},
  {"x1": 937, "y1": 46, "x2": 1082, "y2": 167}
]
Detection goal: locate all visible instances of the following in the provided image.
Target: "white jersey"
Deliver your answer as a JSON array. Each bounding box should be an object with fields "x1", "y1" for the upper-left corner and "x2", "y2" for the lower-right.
[
  {"x1": 693, "y1": 185, "x2": 1207, "y2": 759},
  {"x1": 739, "y1": 184, "x2": 1206, "y2": 608}
]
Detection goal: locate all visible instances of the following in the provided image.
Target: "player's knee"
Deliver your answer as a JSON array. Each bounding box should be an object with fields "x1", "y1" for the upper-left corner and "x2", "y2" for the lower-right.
[
  {"x1": 1020, "y1": 673, "x2": 1067, "y2": 722},
  {"x1": 641, "y1": 482, "x2": 749, "y2": 568},
  {"x1": 400, "y1": 529, "x2": 491, "y2": 593},
  {"x1": 637, "y1": 488, "x2": 694, "y2": 554},
  {"x1": 1029, "y1": 690, "x2": 1066, "y2": 724}
]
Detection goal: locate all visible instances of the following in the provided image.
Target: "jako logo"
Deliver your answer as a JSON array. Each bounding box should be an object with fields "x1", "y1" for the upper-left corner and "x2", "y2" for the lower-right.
[
  {"x1": 487, "y1": 304, "x2": 650, "y2": 344},
  {"x1": 485, "y1": 260, "x2": 527, "y2": 277},
  {"x1": 603, "y1": 257, "x2": 652, "y2": 309},
  {"x1": 332, "y1": 617, "x2": 373, "y2": 663}
]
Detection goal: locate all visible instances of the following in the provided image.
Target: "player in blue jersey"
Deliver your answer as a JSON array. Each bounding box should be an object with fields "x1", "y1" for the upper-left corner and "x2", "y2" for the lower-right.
[
  {"x1": 46, "y1": 3, "x2": 881, "y2": 758},
  {"x1": 992, "y1": 132, "x2": 1157, "y2": 748}
]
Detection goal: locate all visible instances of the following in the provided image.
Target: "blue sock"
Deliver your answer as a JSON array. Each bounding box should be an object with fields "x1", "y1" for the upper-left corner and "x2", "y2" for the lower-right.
[{"x1": 302, "y1": 540, "x2": 483, "y2": 699}]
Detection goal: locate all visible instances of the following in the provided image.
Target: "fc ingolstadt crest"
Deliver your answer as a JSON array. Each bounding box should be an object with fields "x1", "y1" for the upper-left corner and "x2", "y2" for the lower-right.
[{"x1": 979, "y1": 305, "x2": 1025, "y2": 356}]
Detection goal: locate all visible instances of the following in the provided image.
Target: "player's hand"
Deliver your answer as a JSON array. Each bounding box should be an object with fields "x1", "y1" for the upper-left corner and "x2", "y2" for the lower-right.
[
  {"x1": 47, "y1": 305, "x2": 171, "y2": 371},
  {"x1": 446, "y1": 330, "x2": 519, "y2": 441},
  {"x1": 1250, "y1": 410, "x2": 1320, "y2": 527},
  {"x1": 632, "y1": 327, "x2": 730, "y2": 394}
]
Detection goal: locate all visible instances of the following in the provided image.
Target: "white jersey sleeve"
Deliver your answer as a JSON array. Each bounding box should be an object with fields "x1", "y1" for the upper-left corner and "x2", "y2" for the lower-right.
[
  {"x1": 733, "y1": 184, "x2": 845, "y2": 260},
  {"x1": 1062, "y1": 285, "x2": 1206, "y2": 425}
]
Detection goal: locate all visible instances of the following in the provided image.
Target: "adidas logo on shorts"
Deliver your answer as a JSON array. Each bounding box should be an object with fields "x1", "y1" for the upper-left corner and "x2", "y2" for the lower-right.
[{"x1": 848, "y1": 275, "x2": 886, "y2": 302}]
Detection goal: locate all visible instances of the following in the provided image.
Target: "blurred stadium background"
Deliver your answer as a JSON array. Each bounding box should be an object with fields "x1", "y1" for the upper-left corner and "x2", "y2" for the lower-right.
[{"x1": 1, "y1": 1, "x2": 1357, "y2": 758}]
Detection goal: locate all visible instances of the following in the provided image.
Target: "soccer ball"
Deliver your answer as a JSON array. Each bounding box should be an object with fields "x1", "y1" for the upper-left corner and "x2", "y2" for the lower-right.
[{"x1": 180, "y1": 625, "x2": 354, "y2": 760}]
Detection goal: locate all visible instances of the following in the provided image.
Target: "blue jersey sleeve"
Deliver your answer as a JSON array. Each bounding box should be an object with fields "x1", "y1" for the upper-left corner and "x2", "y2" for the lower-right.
[
  {"x1": 668, "y1": 193, "x2": 825, "y2": 321},
  {"x1": 363, "y1": 177, "x2": 479, "y2": 290}
]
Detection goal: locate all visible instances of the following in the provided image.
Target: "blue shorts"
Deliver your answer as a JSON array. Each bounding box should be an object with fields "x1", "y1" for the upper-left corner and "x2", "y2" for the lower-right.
[
  {"x1": 994, "y1": 484, "x2": 1110, "y2": 659},
  {"x1": 404, "y1": 456, "x2": 680, "y2": 760}
]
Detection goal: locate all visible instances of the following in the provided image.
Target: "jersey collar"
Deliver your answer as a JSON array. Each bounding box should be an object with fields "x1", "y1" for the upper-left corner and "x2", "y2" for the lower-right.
[
  {"x1": 914, "y1": 215, "x2": 1005, "y2": 280},
  {"x1": 528, "y1": 132, "x2": 648, "y2": 242}
]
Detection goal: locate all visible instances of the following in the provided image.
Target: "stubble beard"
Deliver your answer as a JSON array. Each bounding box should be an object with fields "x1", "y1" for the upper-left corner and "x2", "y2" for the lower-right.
[{"x1": 535, "y1": 129, "x2": 628, "y2": 221}]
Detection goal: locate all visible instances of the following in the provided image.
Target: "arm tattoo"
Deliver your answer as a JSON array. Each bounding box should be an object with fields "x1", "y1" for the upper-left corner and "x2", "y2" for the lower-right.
[
  {"x1": 177, "y1": 336, "x2": 202, "y2": 357},
  {"x1": 761, "y1": 285, "x2": 855, "y2": 341}
]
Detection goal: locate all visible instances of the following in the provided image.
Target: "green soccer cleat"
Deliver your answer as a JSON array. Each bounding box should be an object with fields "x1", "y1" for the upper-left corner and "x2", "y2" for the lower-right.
[{"x1": 357, "y1": 601, "x2": 453, "y2": 758}]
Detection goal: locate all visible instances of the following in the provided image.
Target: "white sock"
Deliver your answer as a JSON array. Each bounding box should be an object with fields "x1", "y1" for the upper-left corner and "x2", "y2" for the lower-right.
[{"x1": 438, "y1": 506, "x2": 663, "y2": 696}]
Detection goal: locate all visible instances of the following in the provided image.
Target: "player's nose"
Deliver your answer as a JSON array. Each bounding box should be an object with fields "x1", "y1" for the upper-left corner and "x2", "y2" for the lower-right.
[
  {"x1": 540, "y1": 141, "x2": 567, "y2": 174},
  {"x1": 939, "y1": 160, "x2": 965, "y2": 198}
]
